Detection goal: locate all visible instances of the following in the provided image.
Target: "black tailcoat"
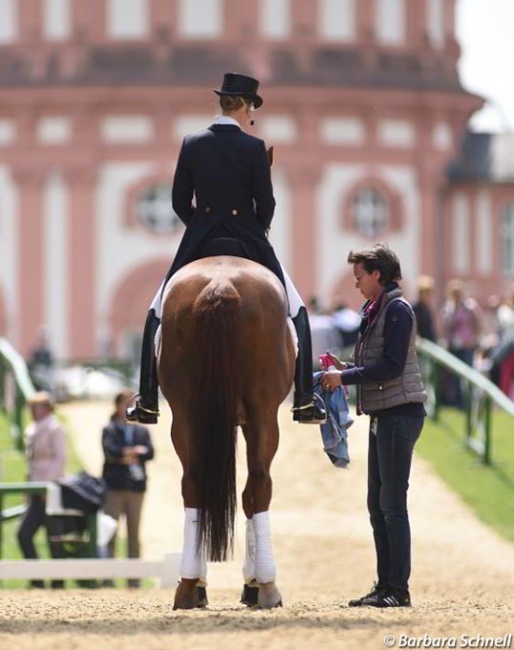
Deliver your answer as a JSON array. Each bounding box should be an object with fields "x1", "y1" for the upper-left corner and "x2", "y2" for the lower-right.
[{"x1": 165, "y1": 124, "x2": 285, "y2": 286}]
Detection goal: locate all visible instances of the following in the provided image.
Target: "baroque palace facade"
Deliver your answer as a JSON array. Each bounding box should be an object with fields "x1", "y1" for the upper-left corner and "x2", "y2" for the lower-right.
[{"x1": 0, "y1": 0, "x2": 512, "y2": 360}]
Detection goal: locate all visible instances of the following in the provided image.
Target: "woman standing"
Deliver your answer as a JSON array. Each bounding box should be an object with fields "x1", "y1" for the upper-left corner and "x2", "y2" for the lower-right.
[
  {"x1": 17, "y1": 392, "x2": 66, "y2": 589},
  {"x1": 102, "y1": 389, "x2": 154, "y2": 587},
  {"x1": 127, "y1": 72, "x2": 325, "y2": 426},
  {"x1": 322, "y1": 243, "x2": 427, "y2": 608}
]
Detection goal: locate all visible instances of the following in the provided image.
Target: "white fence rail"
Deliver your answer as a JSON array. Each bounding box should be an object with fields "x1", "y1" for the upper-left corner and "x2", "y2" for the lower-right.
[{"x1": 0, "y1": 553, "x2": 180, "y2": 587}]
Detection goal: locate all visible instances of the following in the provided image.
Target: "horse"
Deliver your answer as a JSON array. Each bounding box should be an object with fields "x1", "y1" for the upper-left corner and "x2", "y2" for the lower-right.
[{"x1": 157, "y1": 255, "x2": 296, "y2": 609}]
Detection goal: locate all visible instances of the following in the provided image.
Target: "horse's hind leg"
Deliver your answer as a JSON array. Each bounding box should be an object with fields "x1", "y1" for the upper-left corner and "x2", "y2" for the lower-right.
[
  {"x1": 170, "y1": 418, "x2": 208, "y2": 610},
  {"x1": 173, "y1": 508, "x2": 208, "y2": 610},
  {"x1": 241, "y1": 418, "x2": 282, "y2": 609}
]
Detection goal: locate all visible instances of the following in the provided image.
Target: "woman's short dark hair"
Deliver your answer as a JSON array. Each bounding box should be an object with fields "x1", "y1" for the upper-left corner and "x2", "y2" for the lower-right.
[{"x1": 347, "y1": 242, "x2": 402, "y2": 286}]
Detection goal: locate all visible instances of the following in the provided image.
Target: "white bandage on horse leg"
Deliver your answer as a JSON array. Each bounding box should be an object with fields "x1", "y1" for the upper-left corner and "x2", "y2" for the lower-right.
[
  {"x1": 242, "y1": 518, "x2": 256, "y2": 584},
  {"x1": 180, "y1": 508, "x2": 204, "y2": 580},
  {"x1": 253, "y1": 511, "x2": 277, "y2": 584},
  {"x1": 280, "y1": 264, "x2": 304, "y2": 319},
  {"x1": 149, "y1": 280, "x2": 165, "y2": 319}
]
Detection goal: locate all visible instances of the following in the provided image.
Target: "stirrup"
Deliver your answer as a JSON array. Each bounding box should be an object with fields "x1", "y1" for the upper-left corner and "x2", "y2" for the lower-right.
[
  {"x1": 126, "y1": 396, "x2": 160, "y2": 425},
  {"x1": 292, "y1": 394, "x2": 326, "y2": 425},
  {"x1": 291, "y1": 402, "x2": 315, "y2": 412}
]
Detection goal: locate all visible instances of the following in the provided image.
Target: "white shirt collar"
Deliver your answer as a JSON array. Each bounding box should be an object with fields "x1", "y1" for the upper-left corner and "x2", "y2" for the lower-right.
[{"x1": 215, "y1": 115, "x2": 241, "y2": 129}]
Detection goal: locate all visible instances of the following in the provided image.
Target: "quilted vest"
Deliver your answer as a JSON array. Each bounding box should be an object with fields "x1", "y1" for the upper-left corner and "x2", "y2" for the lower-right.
[{"x1": 355, "y1": 287, "x2": 427, "y2": 414}]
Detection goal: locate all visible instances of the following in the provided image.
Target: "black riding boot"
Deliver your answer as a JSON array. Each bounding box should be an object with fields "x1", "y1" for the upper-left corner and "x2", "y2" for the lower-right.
[
  {"x1": 126, "y1": 309, "x2": 160, "y2": 425},
  {"x1": 291, "y1": 307, "x2": 327, "y2": 424}
]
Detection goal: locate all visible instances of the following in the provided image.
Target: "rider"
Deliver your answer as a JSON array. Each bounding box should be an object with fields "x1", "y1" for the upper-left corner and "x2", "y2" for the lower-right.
[{"x1": 127, "y1": 72, "x2": 326, "y2": 426}]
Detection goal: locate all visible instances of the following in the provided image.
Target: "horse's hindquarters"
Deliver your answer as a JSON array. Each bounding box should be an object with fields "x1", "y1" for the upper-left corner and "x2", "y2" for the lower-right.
[{"x1": 157, "y1": 257, "x2": 294, "y2": 605}]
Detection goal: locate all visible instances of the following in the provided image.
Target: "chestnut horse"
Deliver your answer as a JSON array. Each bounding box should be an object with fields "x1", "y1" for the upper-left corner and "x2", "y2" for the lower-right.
[{"x1": 157, "y1": 256, "x2": 295, "y2": 609}]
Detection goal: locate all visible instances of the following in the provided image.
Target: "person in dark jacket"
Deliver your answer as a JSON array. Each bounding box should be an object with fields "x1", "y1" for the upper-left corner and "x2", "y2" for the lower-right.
[
  {"x1": 412, "y1": 275, "x2": 437, "y2": 341},
  {"x1": 127, "y1": 72, "x2": 325, "y2": 426},
  {"x1": 322, "y1": 243, "x2": 427, "y2": 609},
  {"x1": 102, "y1": 389, "x2": 154, "y2": 587}
]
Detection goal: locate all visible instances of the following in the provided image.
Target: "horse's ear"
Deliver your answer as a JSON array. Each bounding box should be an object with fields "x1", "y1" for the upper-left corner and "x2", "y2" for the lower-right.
[{"x1": 267, "y1": 146, "x2": 274, "y2": 167}]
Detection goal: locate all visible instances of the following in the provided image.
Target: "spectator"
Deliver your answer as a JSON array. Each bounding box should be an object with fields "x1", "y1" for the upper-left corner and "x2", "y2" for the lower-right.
[
  {"x1": 17, "y1": 392, "x2": 66, "y2": 589},
  {"x1": 412, "y1": 276, "x2": 437, "y2": 341},
  {"x1": 489, "y1": 285, "x2": 514, "y2": 397},
  {"x1": 497, "y1": 284, "x2": 514, "y2": 340},
  {"x1": 440, "y1": 280, "x2": 482, "y2": 408},
  {"x1": 28, "y1": 327, "x2": 55, "y2": 392},
  {"x1": 101, "y1": 388, "x2": 155, "y2": 588}
]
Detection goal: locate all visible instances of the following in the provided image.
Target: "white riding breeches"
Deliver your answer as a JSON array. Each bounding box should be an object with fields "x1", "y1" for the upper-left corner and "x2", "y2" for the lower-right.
[{"x1": 150, "y1": 280, "x2": 165, "y2": 319}]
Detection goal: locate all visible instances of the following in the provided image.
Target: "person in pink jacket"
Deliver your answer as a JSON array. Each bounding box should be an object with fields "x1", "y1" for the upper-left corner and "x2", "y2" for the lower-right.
[{"x1": 17, "y1": 392, "x2": 67, "y2": 588}]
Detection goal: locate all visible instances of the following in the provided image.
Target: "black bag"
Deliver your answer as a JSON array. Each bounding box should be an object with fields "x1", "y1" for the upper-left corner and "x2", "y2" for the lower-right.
[{"x1": 59, "y1": 472, "x2": 107, "y2": 514}]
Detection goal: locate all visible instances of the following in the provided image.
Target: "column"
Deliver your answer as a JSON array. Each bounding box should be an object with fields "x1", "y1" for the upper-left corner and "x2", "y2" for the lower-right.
[
  {"x1": 290, "y1": 1, "x2": 315, "y2": 71},
  {"x1": 12, "y1": 167, "x2": 45, "y2": 355},
  {"x1": 407, "y1": 0, "x2": 426, "y2": 47},
  {"x1": 151, "y1": 0, "x2": 174, "y2": 33},
  {"x1": 65, "y1": 168, "x2": 97, "y2": 358},
  {"x1": 74, "y1": 0, "x2": 104, "y2": 42},
  {"x1": 419, "y1": 164, "x2": 445, "y2": 281},
  {"x1": 150, "y1": 0, "x2": 174, "y2": 57},
  {"x1": 238, "y1": 3, "x2": 266, "y2": 76},
  {"x1": 357, "y1": 0, "x2": 375, "y2": 45},
  {"x1": 292, "y1": 0, "x2": 316, "y2": 38},
  {"x1": 18, "y1": 0, "x2": 42, "y2": 41},
  {"x1": 288, "y1": 164, "x2": 321, "y2": 301}
]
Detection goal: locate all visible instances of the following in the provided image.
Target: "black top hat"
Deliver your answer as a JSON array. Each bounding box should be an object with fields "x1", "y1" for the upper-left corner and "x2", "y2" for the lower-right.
[{"x1": 214, "y1": 72, "x2": 263, "y2": 109}]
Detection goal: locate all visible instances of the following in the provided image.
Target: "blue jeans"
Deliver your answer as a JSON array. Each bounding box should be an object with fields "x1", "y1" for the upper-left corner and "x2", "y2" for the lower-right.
[{"x1": 367, "y1": 414, "x2": 424, "y2": 592}]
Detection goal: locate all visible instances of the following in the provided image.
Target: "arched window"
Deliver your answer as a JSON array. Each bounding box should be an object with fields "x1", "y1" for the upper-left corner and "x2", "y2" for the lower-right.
[
  {"x1": 351, "y1": 187, "x2": 390, "y2": 237},
  {"x1": 137, "y1": 185, "x2": 181, "y2": 235},
  {"x1": 501, "y1": 203, "x2": 514, "y2": 277}
]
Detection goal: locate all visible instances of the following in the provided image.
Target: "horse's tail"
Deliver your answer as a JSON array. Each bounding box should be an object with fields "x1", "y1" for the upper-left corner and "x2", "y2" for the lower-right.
[{"x1": 192, "y1": 279, "x2": 241, "y2": 562}]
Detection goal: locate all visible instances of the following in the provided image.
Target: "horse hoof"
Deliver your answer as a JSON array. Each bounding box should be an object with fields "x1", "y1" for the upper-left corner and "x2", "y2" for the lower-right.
[
  {"x1": 240, "y1": 584, "x2": 259, "y2": 607},
  {"x1": 257, "y1": 582, "x2": 283, "y2": 609},
  {"x1": 173, "y1": 580, "x2": 208, "y2": 610}
]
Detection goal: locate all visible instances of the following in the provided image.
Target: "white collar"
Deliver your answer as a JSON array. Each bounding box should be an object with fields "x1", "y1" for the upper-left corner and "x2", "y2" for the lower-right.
[{"x1": 216, "y1": 115, "x2": 241, "y2": 129}]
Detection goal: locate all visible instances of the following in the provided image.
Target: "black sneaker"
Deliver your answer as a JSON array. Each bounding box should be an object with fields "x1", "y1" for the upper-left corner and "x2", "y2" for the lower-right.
[
  {"x1": 292, "y1": 394, "x2": 327, "y2": 424},
  {"x1": 361, "y1": 588, "x2": 411, "y2": 608},
  {"x1": 348, "y1": 583, "x2": 386, "y2": 607}
]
